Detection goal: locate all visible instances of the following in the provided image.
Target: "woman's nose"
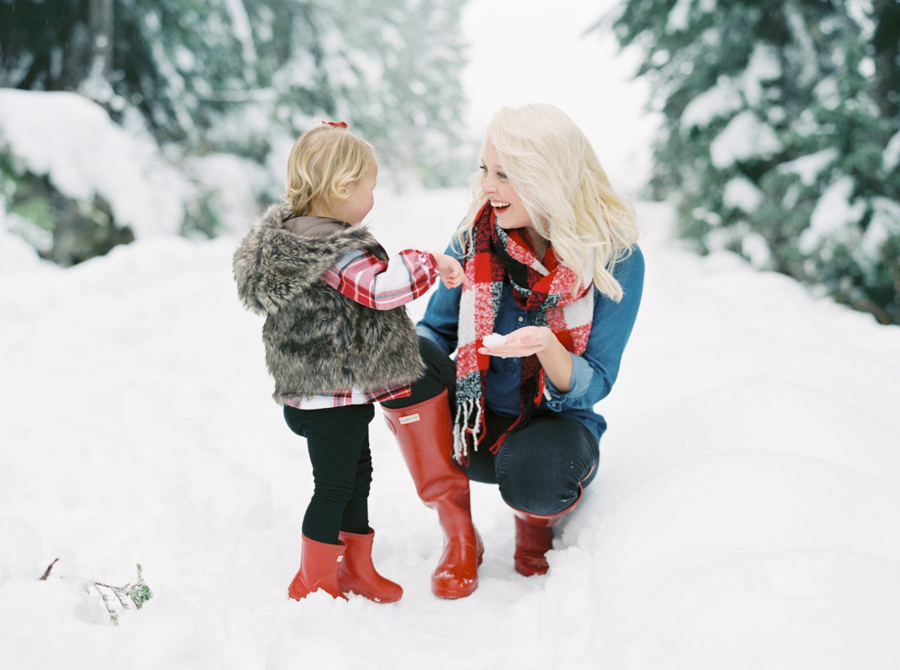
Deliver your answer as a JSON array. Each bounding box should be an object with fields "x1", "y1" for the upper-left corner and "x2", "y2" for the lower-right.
[{"x1": 482, "y1": 174, "x2": 496, "y2": 193}]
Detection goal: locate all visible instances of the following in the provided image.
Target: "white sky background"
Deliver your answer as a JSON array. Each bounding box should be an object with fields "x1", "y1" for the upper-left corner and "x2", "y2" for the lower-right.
[{"x1": 459, "y1": 0, "x2": 660, "y2": 196}]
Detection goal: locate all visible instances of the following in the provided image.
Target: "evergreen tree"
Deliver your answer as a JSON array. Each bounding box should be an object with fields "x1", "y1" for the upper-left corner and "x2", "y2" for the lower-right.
[
  {"x1": 0, "y1": 0, "x2": 88, "y2": 92},
  {"x1": 0, "y1": 0, "x2": 469, "y2": 185},
  {"x1": 605, "y1": 0, "x2": 900, "y2": 324}
]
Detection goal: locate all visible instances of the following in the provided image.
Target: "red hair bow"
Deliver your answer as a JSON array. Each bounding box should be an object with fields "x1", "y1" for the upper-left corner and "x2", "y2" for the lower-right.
[{"x1": 323, "y1": 121, "x2": 348, "y2": 128}]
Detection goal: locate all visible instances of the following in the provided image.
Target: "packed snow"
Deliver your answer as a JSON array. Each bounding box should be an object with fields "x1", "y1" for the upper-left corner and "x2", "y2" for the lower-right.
[
  {"x1": 482, "y1": 333, "x2": 508, "y2": 347},
  {"x1": 2, "y1": 189, "x2": 899, "y2": 669}
]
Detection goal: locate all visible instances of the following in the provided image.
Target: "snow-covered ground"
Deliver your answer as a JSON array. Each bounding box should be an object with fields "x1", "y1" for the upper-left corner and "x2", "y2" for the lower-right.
[{"x1": 2, "y1": 189, "x2": 899, "y2": 669}]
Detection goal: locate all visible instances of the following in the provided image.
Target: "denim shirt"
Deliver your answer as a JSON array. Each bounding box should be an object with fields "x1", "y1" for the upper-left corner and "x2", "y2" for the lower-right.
[{"x1": 416, "y1": 240, "x2": 645, "y2": 443}]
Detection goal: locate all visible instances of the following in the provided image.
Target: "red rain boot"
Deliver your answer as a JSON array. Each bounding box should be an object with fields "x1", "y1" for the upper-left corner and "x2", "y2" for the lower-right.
[
  {"x1": 337, "y1": 527, "x2": 403, "y2": 603},
  {"x1": 510, "y1": 485, "x2": 583, "y2": 577},
  {"x1": 287, "y1": 535, "x2": 348, "y2": 601},
  {"x1": 382, "y1": 389, "x2": 483, "y2": 599}
]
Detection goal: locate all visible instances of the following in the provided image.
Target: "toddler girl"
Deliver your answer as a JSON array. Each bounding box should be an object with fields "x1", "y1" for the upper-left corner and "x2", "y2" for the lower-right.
[{"x1": 233, "y1": 123, "x2": 469, "y2": 602}]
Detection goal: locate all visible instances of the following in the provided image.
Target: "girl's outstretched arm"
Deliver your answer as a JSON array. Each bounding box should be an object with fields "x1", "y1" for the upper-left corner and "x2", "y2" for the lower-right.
[{"x1": 321, "y1": 248, "x2": 448, "y2": 310}]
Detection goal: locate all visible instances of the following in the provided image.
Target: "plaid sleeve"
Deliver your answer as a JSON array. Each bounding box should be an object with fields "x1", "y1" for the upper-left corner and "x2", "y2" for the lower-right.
[{"x1": 320, "y1": 248, "x2": 439, "y2": 310}]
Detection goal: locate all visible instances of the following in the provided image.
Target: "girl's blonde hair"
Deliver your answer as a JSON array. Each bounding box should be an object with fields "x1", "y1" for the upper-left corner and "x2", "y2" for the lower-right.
[
  {"x1": 457, "y1": 104, "x2": 640, "y2": 301},
  {"x1": 283, "y1": 124, "x2": 376, "y2": 216}
]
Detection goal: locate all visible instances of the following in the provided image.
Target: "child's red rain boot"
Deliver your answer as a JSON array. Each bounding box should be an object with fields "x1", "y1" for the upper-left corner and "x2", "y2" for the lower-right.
[
  {"x1": 510, "y1": 485, "x2": 583, "y2": 577},
  {"x1": 382, "y1": 389, "x2": 483, "y2": 599},
  {"x1": 287, "y1": 535, "x2": 348, "y2": 601},
  {"x1": 337, "y1": 527, "x2": 403, "y2": 603}
]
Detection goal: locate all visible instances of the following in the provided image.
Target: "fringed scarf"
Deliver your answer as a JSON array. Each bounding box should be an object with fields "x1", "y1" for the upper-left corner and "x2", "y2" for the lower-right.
[{"x1": 453, "y1": 202, "x2": 594, "y2": 463}]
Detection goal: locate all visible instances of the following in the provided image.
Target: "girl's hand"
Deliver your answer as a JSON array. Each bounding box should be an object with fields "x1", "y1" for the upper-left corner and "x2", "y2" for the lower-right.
[
  {"x1": 478, "y1": 326, "x2": 554, "y2": 359},
  {"x1": 433, "y1": 252, "x2": 472, "y2": 290}
]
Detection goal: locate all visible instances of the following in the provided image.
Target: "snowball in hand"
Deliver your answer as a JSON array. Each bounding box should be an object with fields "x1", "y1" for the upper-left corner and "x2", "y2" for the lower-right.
[{"x1": 482, "y1": 333, "x2": 507, "y2": 347}]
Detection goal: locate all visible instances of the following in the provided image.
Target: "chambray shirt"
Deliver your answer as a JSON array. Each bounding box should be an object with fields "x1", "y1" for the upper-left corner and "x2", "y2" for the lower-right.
[{"x1": 416, "y1": 241, "x2": 645, "y2": 442}]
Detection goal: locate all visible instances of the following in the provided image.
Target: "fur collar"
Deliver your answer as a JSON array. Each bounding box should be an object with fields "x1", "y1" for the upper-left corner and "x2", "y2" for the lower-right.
[{"x1": 233, "y1": 204, "x2": 381, "y2": 316}]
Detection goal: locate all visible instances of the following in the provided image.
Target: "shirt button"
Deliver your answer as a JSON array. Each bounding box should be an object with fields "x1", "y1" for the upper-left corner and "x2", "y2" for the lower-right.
[{"x1": 517, "y1": 316, "x2": 525, "y2": 323}]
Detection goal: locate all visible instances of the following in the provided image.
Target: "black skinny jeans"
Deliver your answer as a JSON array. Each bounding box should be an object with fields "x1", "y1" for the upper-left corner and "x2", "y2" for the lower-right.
[
  {"x1": 383, "y1": 337, "x2": 600, "y2": 516},
  {"x1": 283, "y1": 402, "x2": 374, "y2": 544}
]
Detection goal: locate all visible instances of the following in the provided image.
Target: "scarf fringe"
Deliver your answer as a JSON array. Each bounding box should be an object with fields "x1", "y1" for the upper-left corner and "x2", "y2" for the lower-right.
[{"x1": 452, "y1": 398, "x2": 482, "y2": 464}]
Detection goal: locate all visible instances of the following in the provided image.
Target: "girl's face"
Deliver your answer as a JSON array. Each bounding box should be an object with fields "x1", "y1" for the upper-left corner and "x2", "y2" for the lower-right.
[
  {"x1": 480, "y1": 139, "x2": 532, "y2": 233},
  {"x1": 332, "y1": 163, "x2": 377, "y2": 225}
]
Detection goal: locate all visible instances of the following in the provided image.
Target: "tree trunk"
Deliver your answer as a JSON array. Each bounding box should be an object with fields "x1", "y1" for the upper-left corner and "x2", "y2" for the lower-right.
[
  {"x1": 872, "y1": 0, "x2": 900, "y2": 119},
  {"x1": 89, "y1": 0, "x2": 114, "y2": 80}
]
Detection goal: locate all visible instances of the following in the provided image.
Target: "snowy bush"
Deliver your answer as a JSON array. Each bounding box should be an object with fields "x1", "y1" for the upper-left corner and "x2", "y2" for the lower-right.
[{"x1": 0, "y1": 89, "x2": 199, "y2": 263}]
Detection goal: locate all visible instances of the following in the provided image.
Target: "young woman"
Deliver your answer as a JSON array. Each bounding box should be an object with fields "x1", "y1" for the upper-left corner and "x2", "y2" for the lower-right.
[{"x1": 382, "y1": 104, "x2": 644, "y2": 598}]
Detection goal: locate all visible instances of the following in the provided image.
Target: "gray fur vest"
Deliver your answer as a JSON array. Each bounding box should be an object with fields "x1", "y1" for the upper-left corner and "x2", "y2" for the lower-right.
[{"x1": 232, "y1": 204, "x2": 424, "y2": 403}]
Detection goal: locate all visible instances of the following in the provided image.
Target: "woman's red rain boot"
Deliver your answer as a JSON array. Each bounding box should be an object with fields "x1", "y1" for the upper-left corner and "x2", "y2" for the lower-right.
[
  {"x1": 382, "y1": 389, "x2": 483, "y2": 599},
  {"x1": 337, "y1": 527, "x2": 403, "y2": 603},
  {"x1": 510, "y1": 485, "x2": 583, "y2": 577},
  {"x1": 287, "y1": 535, "x2": 348, "y2": 601}
]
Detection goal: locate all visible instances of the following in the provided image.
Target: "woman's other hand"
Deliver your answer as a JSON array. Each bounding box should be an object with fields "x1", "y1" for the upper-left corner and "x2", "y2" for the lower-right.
[
  {"x1": 478, "y1": 326, "x2": 553, "y2": 358},
  {"x1": 479, "y1": 326, "x2": 573, "y2": 392}
]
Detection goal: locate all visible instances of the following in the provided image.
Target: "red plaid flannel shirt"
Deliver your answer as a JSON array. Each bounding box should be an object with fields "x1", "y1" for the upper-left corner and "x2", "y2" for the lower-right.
[{"x1": 283, "y1": 248, "x2": 438, "y2": 409}]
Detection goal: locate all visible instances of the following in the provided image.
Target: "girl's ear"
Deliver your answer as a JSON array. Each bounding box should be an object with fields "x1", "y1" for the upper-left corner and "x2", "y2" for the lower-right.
[{"x1": 333, "y1": 179, "x2": 353, "y2": 201}]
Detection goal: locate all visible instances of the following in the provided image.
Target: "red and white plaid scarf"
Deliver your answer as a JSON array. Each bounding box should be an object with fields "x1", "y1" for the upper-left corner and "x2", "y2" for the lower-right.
[{"x1": 453, "y1": 202, "x2": 594, "y2": 462}]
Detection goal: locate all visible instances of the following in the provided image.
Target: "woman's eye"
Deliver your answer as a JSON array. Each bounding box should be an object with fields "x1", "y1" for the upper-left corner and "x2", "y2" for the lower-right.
[
  {"x1": 498, "y1": 172, "x2": 507, "y2": 180},
  {"x1": 479, "y1": 164, "x2": 487, "y2": 172}
]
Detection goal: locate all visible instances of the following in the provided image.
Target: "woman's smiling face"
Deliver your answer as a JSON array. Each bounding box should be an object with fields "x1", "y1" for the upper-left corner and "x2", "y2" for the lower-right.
[{"x1": 480, "y1": 139, "x2": 533, "y2": 234}]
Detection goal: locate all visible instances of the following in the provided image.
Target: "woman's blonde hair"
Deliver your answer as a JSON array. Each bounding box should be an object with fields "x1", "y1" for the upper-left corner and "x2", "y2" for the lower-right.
[
  {"x1": 457, "y1": 104, "x2": 640, "y2": 301},
  {"x1": 283, "y1": 124, "x2": 375, "y2": 216}
]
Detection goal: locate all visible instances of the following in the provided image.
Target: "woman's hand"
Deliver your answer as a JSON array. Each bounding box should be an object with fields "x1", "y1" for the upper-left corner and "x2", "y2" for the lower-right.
[
  {"x1": 478, "y1": 326, "x2": 573, "y2": 393},
  {"x1": 478, "y1": 326, "x2": 553, "y2": 358},
  {"x1": 433, "y1": 252, "x2": 472, "y2": 290}
]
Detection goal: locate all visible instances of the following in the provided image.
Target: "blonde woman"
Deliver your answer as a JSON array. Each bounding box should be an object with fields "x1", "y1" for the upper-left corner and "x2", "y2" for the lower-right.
[{"x1": 382, "y1": 104, "x2": 644, "y2": 597}]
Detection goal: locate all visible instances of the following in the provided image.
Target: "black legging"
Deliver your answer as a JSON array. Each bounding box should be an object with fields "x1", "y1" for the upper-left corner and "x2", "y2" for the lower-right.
[
  {"x1": 384, "y1": 336, "x2": 600, "y2": 515},
  {"x1": 283, "y1": 402, "x2": 374, "y2": 544},
  {"x1": 283, "y1": 337, "x2": 453, "y2": 545}
]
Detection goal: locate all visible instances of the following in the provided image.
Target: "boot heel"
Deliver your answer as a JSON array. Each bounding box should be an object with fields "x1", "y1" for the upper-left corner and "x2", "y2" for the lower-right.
[
  {"x1": 288, "y1": 535, "x2": 348, "y2": 601},
  {"x1": 509, "y1": 485, "x2": 583, "y2": 577}
]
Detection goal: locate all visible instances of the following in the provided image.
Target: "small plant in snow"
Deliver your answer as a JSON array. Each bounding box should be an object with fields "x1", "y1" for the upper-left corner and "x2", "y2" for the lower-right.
[
  {"x1": 91, "y1": 564, "x2": 153, "y2": 624},
  {"x1": 40, "y1": 559, "x2": 153, "y2": 625}
]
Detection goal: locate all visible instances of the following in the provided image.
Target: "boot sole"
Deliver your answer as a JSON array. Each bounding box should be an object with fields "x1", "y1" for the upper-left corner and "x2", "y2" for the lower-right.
[
  {"x1": 431, "y1": 535, "x2": 483, "y2": 599},
  {"x1": 432, "y1": 577, "x2": 478, "y2": 599}
]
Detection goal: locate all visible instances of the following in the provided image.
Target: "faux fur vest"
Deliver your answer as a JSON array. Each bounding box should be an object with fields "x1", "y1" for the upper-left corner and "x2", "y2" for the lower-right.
[{"x1": 232, "y1": 204, "x2": 424, "y2": 403}]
